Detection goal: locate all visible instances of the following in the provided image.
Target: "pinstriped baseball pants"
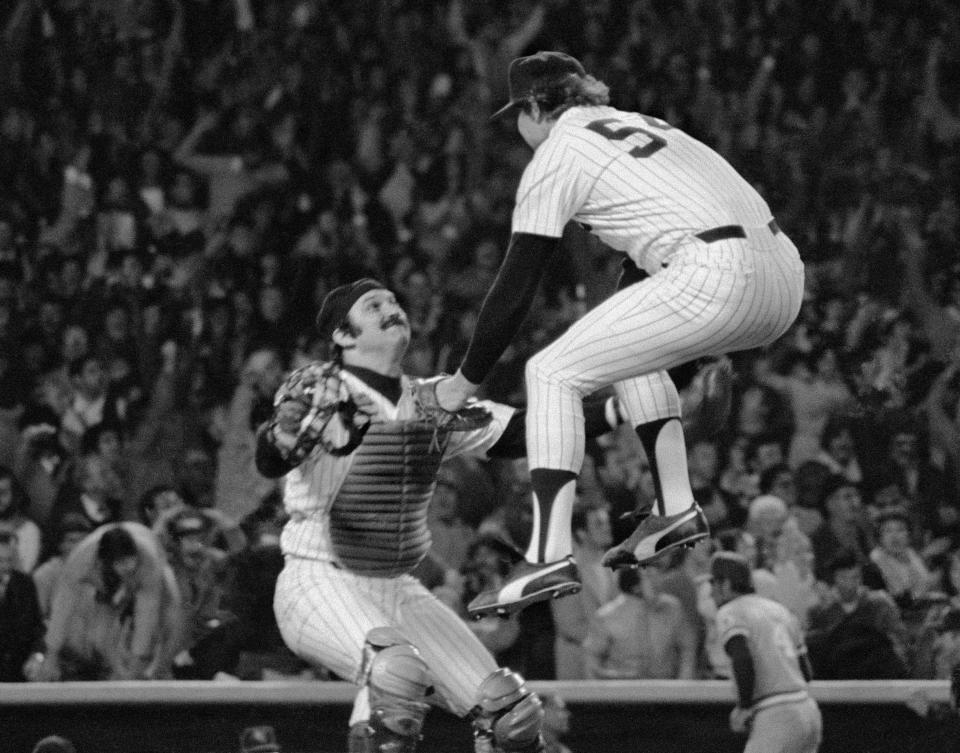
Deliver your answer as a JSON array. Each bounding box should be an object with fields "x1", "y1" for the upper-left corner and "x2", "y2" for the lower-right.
[
  {"x1": 274, "y1": 558, "x2": 497, "y2": 719},
  {"x1": 525, "y1": 228, "x2": 804, "y2": 471}
]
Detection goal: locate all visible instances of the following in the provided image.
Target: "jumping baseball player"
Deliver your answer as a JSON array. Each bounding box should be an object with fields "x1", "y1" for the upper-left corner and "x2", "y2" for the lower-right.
[
  {"x1": 711, "y1": 552, "x2": 822, "y2": 753},
  {"x1": 256, "y1": 279, "x2": 622, "y2": 753},
  {"x1": 427, "y1": 51, "x2": 805, "y2": 618}
]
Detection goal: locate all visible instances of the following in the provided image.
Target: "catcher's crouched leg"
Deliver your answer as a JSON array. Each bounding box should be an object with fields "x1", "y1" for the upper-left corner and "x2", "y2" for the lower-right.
[
  {"x1": 470, "y1": 668, "x2": 545, "y2": 753},
  {"x1": 349, "y1": 627, "x2": 433, "y2": 753}
]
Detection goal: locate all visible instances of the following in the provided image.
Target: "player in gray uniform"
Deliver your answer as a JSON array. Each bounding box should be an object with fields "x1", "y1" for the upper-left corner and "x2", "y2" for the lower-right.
[
  {"x1": 711, "y1": 552, "x2": 822, "y2": 753},
  {"x1": 425, "y1": 51, "x2": 805, "y2": 618},
  {"x1": 256, "y1": 279, "x2": 622, "y2": 753}
]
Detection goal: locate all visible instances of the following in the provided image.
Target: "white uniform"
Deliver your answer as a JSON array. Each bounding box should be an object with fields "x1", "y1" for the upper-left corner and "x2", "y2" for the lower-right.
[
  {"x1": 512, "y1": 105, "x2": 804, "y2": 473},
  {"x1": 273, "y1": 368, "x2": 514, "y2": 721},
  {"x1": 717, "y1": 594, "x2": 822, "y2": 753}
]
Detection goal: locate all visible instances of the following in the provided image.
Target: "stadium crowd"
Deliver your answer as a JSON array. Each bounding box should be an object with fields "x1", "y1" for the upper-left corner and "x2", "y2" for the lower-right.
[{"x1": 1, "y1": 0, "x2": 960, "y2": 690}]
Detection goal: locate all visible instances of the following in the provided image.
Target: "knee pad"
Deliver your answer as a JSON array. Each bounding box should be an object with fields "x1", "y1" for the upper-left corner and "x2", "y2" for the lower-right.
[
  {"x1": 361, "y1": 628, "x2": 432, "y2": 753},
  {"x1": 471, "y1": 668, "x2": 544, "y2": 753}
]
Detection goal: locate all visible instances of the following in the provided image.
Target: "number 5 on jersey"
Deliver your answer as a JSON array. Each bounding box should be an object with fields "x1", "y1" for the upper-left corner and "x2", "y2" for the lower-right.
[{"x1": 586, "y1": 115, "x2": 671, "y2": 159}]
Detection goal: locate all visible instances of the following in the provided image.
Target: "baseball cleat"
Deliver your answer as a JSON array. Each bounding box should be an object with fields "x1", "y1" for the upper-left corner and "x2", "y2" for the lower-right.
[
  {"x1": 467, "y1": 556, "x2": 581, "y2": 619},
  {"x1": 601, "y1": 503, "x2": 709, "y2": 570}
]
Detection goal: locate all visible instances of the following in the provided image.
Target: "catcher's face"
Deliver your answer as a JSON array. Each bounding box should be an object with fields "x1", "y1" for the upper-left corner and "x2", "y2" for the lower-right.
[{"x1": 341, "y1": 289, "x2": 410, "y2": 353}]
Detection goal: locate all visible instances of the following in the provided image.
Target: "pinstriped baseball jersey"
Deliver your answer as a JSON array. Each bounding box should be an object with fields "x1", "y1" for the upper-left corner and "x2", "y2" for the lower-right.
[
  {"x1": 717, "y1": 593, "x2": 809, "y2": 703},
  {"x1": 279, "y1": 366, "x2": 515, "y2": 564},
  {"x1": 512, "y1": 105, "x2": 775, "y2": 274}
]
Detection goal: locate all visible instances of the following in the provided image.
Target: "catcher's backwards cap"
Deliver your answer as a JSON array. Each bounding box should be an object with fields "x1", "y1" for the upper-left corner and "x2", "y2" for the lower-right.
[
  {"x1": 316, "y1": 278, "x2": 386, "y2": 338},
  {"x1": 491, "y1": 50, "x2": 586, "y2": 120}
]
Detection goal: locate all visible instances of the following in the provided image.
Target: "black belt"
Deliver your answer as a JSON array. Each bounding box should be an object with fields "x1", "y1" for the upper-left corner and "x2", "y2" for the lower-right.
[{"x1": 695, "y1": 220, "x2": 780, "y2": 244}]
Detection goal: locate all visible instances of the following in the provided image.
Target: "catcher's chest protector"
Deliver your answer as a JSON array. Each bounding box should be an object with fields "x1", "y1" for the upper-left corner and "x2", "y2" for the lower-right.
[{"x1": 331, "y1": 421, "x2": 449, "y2": 576}]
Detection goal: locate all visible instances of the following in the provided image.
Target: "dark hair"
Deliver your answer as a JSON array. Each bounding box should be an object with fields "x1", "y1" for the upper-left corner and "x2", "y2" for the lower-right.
[
  {"x1": 711, "y1": 551, "x2": 754, "y2": 594},
  {"x1": 571, "y1": 499, "x2": 604, "y2": 537},
  {"x1": 820, "y1": 415, "x2": 853, "y2": 450},
  {"x1": 96, "y1": 526, "x2": 139, "y2": 599},
  {"x1": 759, "y1": 463, "x2": 792, "y2": 495},
  {"x1": 0, "y1": 530, "x2": 17, "y2": 546},
  {"x1": 0, "y1": 464, "x2": 28, "y2": 519},
  {"x1": 825, "y1": 547, "x2": 862, "y2": 578},
  {"x1": 80, "y1": 421, "x2": 124, "y2": 455},
  {"x1": 67, "y1": 353, "x2": 101, "y2": 379},
  {"x1": 137, "y1": 484, "x2": 183, "y2": 523}
]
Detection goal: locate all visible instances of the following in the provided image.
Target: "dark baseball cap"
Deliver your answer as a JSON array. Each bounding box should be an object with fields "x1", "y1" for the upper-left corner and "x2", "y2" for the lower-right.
[
  {"x1": 491, "y1": 51, "x2": 586, "y2": 120},
  {"x1": 315, "y1": 278, "x2": 386, "y2": 338}
]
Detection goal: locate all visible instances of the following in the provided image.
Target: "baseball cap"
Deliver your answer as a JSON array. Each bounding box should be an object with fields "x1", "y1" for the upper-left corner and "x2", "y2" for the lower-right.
[
  {"x1": 240, "y1": 725, "x2": 281, "y2": 753},
  {"x1": 32, "y1": 736, "x2": 76, "y2": 753},
  {"x1": 315, "y1": 278, "x2": 386, "y2": 339},
  {"x1": 491, "y1": 51, "x2": 586, "y2": 120}
]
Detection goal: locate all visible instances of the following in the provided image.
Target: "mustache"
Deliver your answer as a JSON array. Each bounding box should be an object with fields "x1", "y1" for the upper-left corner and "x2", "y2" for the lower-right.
[{"x1": 382, "y1": 314, "x2": 408, "y2": 329}]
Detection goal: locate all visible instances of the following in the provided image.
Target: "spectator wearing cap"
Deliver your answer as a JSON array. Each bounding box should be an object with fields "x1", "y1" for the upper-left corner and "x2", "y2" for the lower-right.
[
  {"x1": 811, "y1": 474, "x2": 873, "y2": 582},
  {"x1": 32, "y1": 512, "x2": 93, "y2": 623},
  {"x1": 0, "y1": 464, "x2": 41, "y2": 571},
  {"x1": 239, "y1": 725, "x2": 281, "y2": 753},
  {"x1": 0, "y1": 530, "x2": 44, "y2": 681},
  {"x1": 163, "y1": 508, "x2": 230, "y2": 679}
]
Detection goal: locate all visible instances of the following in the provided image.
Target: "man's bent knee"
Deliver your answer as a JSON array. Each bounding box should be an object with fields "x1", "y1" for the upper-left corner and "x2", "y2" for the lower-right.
[
  {"x1": 358, "y1": 628, "x2": 432, "y2": 753},
  {"x1": 471, "y1": 668, "x2": 544, "y2": 753}
]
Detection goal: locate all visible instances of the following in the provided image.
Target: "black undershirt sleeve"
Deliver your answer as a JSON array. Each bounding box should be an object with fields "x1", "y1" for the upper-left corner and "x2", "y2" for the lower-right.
[
  {"x1": 487, "y1": 397, "x2": 618, "y2": 459},
  {"x1": 460, "y1": 232, "x2": 561, "y2": 385},
  {"x1": 725, "y1": 635, "x2": 756, "y2": 708}
]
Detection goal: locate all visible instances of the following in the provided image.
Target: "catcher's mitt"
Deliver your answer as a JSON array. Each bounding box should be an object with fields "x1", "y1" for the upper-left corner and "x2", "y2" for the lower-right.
[
  {"x1": 681, "y1": 356, "x2": 734, "y2": 441},
  {"x1": 410, "y1": 376, "x2": 493, "y2": 433},
  {"x1": 271, "y1": 363, "x2": 374, "y2": 462}
]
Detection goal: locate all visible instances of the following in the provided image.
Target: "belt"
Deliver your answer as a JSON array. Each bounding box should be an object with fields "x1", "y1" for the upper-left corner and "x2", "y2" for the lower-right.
[{"x1": 695, "y1": 219, "x2": 780, "y2": 243}]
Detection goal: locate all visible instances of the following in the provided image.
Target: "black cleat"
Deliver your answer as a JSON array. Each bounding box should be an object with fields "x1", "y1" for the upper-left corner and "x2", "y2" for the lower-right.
[
  {"x1": 602, "y1": 504, "x2": 709, "y2": 570},
  {"x1": 467, "y1": 556, "x2": 581, "y2": 619}
]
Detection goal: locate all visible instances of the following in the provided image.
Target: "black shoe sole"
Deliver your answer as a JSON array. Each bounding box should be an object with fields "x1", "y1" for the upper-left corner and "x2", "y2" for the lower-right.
[{"x1": 467, "y1": 582, "x2": 582, "y2": 619}]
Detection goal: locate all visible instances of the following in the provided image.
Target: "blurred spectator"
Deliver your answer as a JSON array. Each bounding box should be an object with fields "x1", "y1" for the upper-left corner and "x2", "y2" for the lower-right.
[
  {"x1": 658, "y1": 539, "x2": 714, "y2": 678},
  {"x1": 869, "y1": 507, "x2": 940, "y2": 608},
  {"x1": 745, "y1": 494, "x2": 791, "y2": 570},
  {"x1": 541, "y1": 692, "x2": 574, "y2": 753},
  {"x1": 551, "y1": 499, "x2": 616, "y2": 679},
  {"x1": 426, "y1": 474, "x2": 477, "y2": 574},
  {"x1": 810, "y1": 475, "x2": 873, "y2": 582},
  {"x1": 161, "y1": 508, "x2": 229, "y2": 680},
  {"x1": 36, "y1": 523, "x2": 184, "y2": 681},
  {"x1": 752, "y1": 345, "x2": 852, "y2": 466},
  {"x1": 214, "y1": 348, "x2": 283, "y2": 523},
  {"x1": 32, "y1": 512, "x2": 93, "y2": 623},
  {"x1": 0, "y1": 463, "x2": 41, "y2": 571},
  {"x1": 807, "y1": 548, "x2": 910, "y2": 680},
  {"x1": 459, "y1": 535, "x2": 522, "y2": 664},
  {"x1": 753, "y1": 523, "x2": 824, "y2": 630},
  {"x1": 583, "y1": 563, "x2": 697, "y2": 680},
  {"x1": 47, "y1": 453, "x2": 123, "y2": 548},
  {"x1": 0, "y1": 530, "x2": 44, "y2": 681}
]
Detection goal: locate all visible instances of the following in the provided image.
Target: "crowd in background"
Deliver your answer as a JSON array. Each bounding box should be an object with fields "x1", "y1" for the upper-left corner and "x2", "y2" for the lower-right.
[{"x1": 2, "y1": 0, "x2": 960, "y2": 690}]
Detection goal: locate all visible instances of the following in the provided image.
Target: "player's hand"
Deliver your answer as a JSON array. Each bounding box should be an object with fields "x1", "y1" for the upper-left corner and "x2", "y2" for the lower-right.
[
  {"x1": 729, "y1": 706, "x2": 753, "y2": 734},
  {"x1": 434, "y1": 371, "x2": 478, "y2": 411}
]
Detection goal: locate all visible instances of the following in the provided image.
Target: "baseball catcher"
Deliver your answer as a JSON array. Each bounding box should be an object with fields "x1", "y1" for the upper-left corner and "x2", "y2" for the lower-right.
[{"x1": 257, "y1": 278, "x2": 624, "y2": 753}]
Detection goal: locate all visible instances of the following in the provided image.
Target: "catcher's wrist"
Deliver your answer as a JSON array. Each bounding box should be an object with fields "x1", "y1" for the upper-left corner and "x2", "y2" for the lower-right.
[{"x1": 450, "y1": 369, "x2": 480, "y2": 399}]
